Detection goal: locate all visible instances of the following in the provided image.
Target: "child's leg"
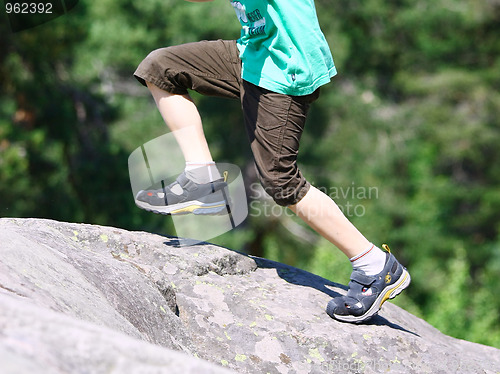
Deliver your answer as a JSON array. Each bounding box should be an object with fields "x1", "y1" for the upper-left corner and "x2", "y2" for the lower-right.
[
  {"x1": 132, "y1": 41, "x2": 242, "y2": 214},
  {"x1": 240, "y1": 83, "x2": 409, "y2": 323}
]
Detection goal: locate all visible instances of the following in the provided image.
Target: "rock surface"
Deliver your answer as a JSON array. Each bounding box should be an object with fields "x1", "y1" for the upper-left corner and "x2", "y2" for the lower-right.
[{"x1": 1, "y1": 218, "x2": 499, "y2": 374}]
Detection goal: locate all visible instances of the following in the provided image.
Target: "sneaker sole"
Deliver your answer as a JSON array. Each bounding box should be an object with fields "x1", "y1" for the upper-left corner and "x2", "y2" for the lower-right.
[
  {"x1": 135, "y1": 199, "x2": 227, "y2": 216},
  {"x1": 331, "y1": 268, "x2": 411, "y2": 323}
]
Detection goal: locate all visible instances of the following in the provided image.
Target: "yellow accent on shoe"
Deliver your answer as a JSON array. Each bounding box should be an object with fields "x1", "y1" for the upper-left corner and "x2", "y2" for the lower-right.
[
  {"x1": 170, "y1": 205, "x2": 201, "y2": 214},
  {"x1": 170, "y1": 203, "x2": 226, "y2": 215},
  {"x1": 223, "y1": 170, "x2": 229, "y2": 182},
  {"x1": 380, "y1": 290, "x2": 392, "y2": 305},
  {"x1": 380, "y1": 270, "x2": 410, "y2": 305},
  {"x1": 382, "y1": 244, "x2": 391, "y2": 253},
  {"x1": 385, "y1": 273, "x2": 392, "y2": 283}
]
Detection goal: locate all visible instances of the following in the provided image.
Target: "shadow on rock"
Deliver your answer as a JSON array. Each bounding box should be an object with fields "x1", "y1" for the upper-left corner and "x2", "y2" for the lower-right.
[{"x1": 252, "y1": 256, "x2": 419, "y2": 336}]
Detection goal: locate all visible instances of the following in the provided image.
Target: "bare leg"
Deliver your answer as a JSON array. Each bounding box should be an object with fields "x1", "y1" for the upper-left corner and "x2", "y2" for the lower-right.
[
  {"x1": 289, "y1": 185, "x2": 370, "y2": 258},
  {"x1": 147, "y1": 81, "x2": 213, "y2": 163}
]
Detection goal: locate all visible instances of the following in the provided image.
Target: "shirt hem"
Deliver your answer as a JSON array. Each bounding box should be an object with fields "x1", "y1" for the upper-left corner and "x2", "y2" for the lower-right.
[{"x1": 242, "y1": 68, "x2": 337, "y2": 96}]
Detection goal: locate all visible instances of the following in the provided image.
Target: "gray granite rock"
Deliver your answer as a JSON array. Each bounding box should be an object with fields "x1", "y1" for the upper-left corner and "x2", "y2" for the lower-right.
[{"x1": 1, "y1": 218, "x2": 499, "y2": 374}]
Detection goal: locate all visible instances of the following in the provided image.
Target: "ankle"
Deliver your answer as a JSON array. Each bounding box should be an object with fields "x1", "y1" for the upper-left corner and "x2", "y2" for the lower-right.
[
  {"x1": 185, "y1": 162, "x2": 221, "y2": 184},
  {"x1": 350, "y1": 244, "x2": 387, "y2": 276}
]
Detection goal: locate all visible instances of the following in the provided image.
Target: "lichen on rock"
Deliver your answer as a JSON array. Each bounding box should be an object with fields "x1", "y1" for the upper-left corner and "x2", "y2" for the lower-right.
[{"x1": 1, "y1": 218, "x2": 499, "y2": 374}]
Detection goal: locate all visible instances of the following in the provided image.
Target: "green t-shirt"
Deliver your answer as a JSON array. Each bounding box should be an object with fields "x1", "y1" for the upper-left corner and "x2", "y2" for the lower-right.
[{"x1": 230, "y1": 0, "x2": 336, "y2": 96}]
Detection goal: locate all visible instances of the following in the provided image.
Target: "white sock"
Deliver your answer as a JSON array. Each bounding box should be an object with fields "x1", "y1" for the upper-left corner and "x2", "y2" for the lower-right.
[
  {"x1": 185, "y1": 162, "x2": 221, "y2": 184},
  {"x1": 350, "y1": 244, "x2": 387, "y2": 276}
]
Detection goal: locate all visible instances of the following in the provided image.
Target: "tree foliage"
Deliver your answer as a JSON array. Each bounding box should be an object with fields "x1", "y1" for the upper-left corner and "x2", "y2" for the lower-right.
[{"x1": 1, "y1": 0, "x2": 499, "y2": 348}]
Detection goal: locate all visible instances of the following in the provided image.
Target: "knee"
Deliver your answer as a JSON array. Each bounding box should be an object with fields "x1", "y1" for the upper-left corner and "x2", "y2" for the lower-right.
[
  {"x1": 258, "y1": 168, "x2": 310, "y2": 207},
  {"x1": 134, "y1": 48, "x2": 166, "y2": 87},
  {"x1": 138, "y1": 48, "x2": 173, "y2": 78},
  {"x1": 142, "y1": 47, "x2": 171, "y2": 67},
  {"x1": 134, "y1": 47, "x2": 188, "y2": 94}
]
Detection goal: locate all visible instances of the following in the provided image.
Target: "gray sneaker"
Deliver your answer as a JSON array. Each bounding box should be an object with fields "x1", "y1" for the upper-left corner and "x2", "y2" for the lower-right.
[
  {"x1": 135, "y1": 172, "x2": 229, "y2": 215},
  {"x1": 326, "y1": 245, "x2": 411, "y2": 323}
]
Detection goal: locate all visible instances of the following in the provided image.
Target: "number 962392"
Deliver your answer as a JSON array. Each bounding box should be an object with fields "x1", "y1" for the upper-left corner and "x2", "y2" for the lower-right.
[{"x1": 6, "y1": 2, "x2": 53, "y2": 14}]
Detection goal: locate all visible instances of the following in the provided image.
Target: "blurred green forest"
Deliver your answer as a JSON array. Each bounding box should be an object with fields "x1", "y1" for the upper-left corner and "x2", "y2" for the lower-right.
[{"x1": 1, "y1": 0, "x2": 500, "y2": 348}]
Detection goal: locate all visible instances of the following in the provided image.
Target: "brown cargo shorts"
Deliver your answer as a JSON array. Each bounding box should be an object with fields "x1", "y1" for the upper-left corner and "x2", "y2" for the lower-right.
[{"x1": 134, "y1": 40, "x2": 320, "y2": 206}]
